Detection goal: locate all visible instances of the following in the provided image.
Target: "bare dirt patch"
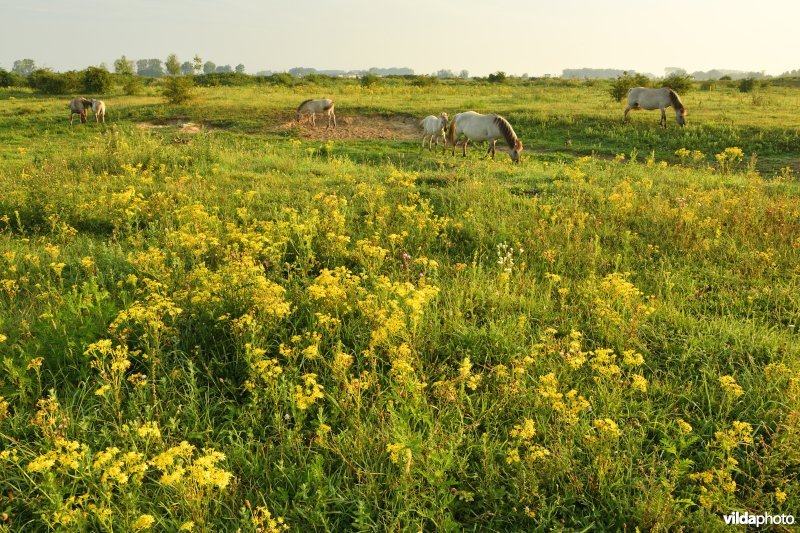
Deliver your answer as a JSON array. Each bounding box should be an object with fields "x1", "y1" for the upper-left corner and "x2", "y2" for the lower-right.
[
  {"x1": 137, "y1": 118, "x2": 212, "y2": 134},
  {"x1": 273, "y1": 113, "x2": 422, "y2": 141}
]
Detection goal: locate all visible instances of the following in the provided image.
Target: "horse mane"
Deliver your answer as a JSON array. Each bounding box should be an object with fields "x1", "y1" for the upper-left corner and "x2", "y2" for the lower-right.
[
  {"x1": 296, "y1": 99, "x2": 313, "y2": 111},
  {"x1": 493, "y1": 115, "x2": 518, "y2": 149},
  {"x1": 666, "y1": 88, "x2": 684, "y2": 111}
]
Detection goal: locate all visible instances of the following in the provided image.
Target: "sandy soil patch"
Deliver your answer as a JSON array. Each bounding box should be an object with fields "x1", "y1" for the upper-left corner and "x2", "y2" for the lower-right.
[{"x1": 273, "y1": 113, "x2": 423, "y2": 141}]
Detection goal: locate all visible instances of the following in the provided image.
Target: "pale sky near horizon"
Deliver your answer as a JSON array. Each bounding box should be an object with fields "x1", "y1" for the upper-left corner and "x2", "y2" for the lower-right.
[{"x1": 1, "y1": 0, "x2": 798, "y2": 77}]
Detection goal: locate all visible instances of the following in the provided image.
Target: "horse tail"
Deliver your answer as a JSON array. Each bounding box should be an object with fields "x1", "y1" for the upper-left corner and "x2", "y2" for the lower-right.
[
  {"x1": 323, "y1": 100, "x2": 334, "y2": 111},
  {"x1": 667, "y1": 89, "x2": 684, "y2": 110}
]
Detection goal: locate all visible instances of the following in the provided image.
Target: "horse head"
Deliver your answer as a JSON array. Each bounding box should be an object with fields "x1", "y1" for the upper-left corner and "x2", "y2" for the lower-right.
[
  {"x1": 677, "y1": 108, "x2": 687, "y2": 127},
  {"x1": 511, "y1": 139, "x2": 523, "y2": 163}
]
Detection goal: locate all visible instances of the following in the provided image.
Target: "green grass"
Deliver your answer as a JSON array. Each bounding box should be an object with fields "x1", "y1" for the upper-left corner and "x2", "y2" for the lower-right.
[{"x1": 0, "y1": 81, "x2": 799, "y2": 531}]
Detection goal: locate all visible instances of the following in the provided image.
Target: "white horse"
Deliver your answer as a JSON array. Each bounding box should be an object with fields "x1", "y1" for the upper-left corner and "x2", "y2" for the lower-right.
[
  {"x1": 296, "y1": 98, "x2": 336, "y2": 129},
  {"x1": 91, "y1": 99, "x2": 106, "y2": 124},
  {"x1": 69, "y1": 97, "x2": 92, "y2": 125},
  {"x1": 447, "y1": 111, "x2": 523, "y2": 163},
  {"x1": 624, "y1": 87, "x2": 686, "y2": 128},
  {"x1": 419, "y1": 113, "x2": 448, "y2": 153}
]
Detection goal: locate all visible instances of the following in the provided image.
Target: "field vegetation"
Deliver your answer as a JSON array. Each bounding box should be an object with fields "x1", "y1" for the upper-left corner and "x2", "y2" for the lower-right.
[{"x1": 0, "y1": 77, "x2": 799, "y2": 531}]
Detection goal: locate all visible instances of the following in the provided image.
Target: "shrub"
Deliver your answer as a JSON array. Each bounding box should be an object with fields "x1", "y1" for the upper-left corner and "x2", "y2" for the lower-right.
[
  {"x1": 269, "y1": 73, "x2": 295, "y2": 86},
  {"x1": 411, "y1": 75, "x2": 439, "y2": 87},
  {"x1": 662, "y1": 73, "x2": 694, "y2": 94},
  {"x1": 0, "y1": 68, "x2": 25, "y2": 87},
  {"x1": 487, "y1": 71, "x2": 507, "y2": 84},
  {"x1": 700, "y1": 80, "x2": 716, "y2": 91},
  {"x1": 122, "y1": 74, "x2": 143, "y2": 96},
  {"x1": 83, "y1": 67, "x2": 114, "y2": 94},
  {"x1": 194, "y1": 72, "x2": 255, "y2": 87},
  {"x1": 28, "y1": 69, "x2": 81, "y2": 94},
  {"x1": 739, "y1": 78, "x2": 757, "y2": 93},
  {"x1": 360, "y1": 73, "x2": 379, "y2": 87},
  {"x1": 610, "y1": 72, "x2": 651, "y2": 102},
  {"x1": 162, "y1": 75, "x2": 194, "y2": 104}
]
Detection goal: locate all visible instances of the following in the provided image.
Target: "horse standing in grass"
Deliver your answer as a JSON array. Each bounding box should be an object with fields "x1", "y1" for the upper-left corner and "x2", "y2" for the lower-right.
[
  {"x1": 447, "y1": 111, "x2": 523, "y2": 163},
  {"x1": 69, "y1": 97, "x2": 92, "y2": 125},
  {"x1": 419, "y1": 113, "x2": 448, "y2": 153},
  {"x1": 296, "y1": 98, "x2": 336, "y2": 129},
  {"x1": 91, "y1": 99, "x2": 106, "y2": 124},
  {"x1": 624, "y1": 87, "x2": 686, "y2": 128}
]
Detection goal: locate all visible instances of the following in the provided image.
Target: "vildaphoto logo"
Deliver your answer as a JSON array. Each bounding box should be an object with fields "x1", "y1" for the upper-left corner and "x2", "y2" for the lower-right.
[{"x1": 722, "y1": 511, "x2": 795, "y2": 527}]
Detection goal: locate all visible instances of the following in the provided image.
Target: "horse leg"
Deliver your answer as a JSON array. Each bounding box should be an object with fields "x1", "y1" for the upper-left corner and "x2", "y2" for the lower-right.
[
  {"x1": 462, "y1": 140, "x2": 468, "y2": 157},
  {"x1": 660, "y1": 108, "x2": 667, "y2": 128},
  {"x1": 491, "y1": 140, "x2": 497, "y2": 160},
  {"x1": 623, "y1": 105, "x2": 631, "y2": 123}
]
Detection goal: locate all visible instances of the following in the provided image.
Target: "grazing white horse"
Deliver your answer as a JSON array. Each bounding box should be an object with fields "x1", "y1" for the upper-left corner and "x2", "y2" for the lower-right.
[
  {"x1": 419, "y1": 113, "x2": 448, "y2": 153},
  {"x1": 69, "y1": 97, "x2": 92, "y2": 125},
  {"x1": 296, "y1": 98, "x2": 336, "y2": 129},
  {"x1": 91, "y1": 99, "x2": 106, "y2": 124},
  {"x1": 447, "y1": 111, "x2": 523, "y2": 163},
  {"x1": 624, "y1": 87, "x2": 686, "y2": 128}
]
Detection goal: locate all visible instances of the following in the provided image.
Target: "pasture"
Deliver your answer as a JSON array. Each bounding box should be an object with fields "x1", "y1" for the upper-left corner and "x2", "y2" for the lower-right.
[{"x1": 0, "y1": 78, "x2": 799, "y2": 531}]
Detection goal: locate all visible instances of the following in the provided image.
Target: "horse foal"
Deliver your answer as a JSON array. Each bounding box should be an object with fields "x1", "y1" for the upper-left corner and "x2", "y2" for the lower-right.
[
  {"x1": 420, "y1": 113, "x2": 448, "y2": 154},
  {"x1": 91, "y1": 99, "x2": 106, "y2": 124}
]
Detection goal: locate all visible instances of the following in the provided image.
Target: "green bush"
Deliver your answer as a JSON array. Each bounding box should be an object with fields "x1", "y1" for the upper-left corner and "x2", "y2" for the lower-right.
[
  {"x1": 28, "y1": 69, "x2": 82, "y2": 94},
  {"x1": 0, "y1": 68, "x2": 25, "y2": 87},
  {"x1": 739, "y1": 78, "x2": 757, "y2": 93},
  {"x1": 121, "y1": 74, "x2": 143, "y2": 96},
  {"x1": 83, "y1": 67, "x2": 114, "y2": 94},
  {"x1": 162, "y1": 75, "x2": 194, "y2": 104},
  {"x1": 661, "y1": 73, "x2": 694, "y2": 94},
  {"x1": 487, "y1": 71, "x2": 507, "y2": 84},
  {"x1": 360, "y1": 73, "x2": 379, "y2": 87},
  {"x1": 269, "y1": 72, "x2": 296, "y2": 86},
  {"x1": 610, "y1": 72, "x2": 651, "y2": 101},
  {"x1": 194, "y1": 72, "x2": 255, "y2": 87},
  {"x1": 700, "y1": 80, "x2": 716, "y2": 91}
]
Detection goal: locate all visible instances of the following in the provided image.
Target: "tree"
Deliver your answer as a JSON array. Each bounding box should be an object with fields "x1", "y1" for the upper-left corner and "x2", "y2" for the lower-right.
[
  {"x1": 215, "y1": 65, "x2": 233, "y2": 73},
  {"x1": 83, "y1": 66, "x2": 113, "y2": 93},
  {"x1": 165, "y1": 54, "x2": 181, "y2": 76},
  {"x1": 12, "y1": 59, "x2": 36, "y2": 77},
  {"x1": 114, "y1": 55, "x2": 134, "y2": 75},
  {"x1": 459, "y1": 70, "x2": 469, "y2": 79},
  {"x1": 180, "y1": 61, "x2": 194, "y2": 75},
  {"x1": 193, "y1": 55, "x2": 203, "y2": 74},
  {"x1": 235, "y1": 64, "x2": 245, "y2": 74},
  {"x1": 203, "y1": 61, "x2": 216, "y2": 74},
  {"x1": 137, "y1": 59, "x2": 164, "y2": 78}
]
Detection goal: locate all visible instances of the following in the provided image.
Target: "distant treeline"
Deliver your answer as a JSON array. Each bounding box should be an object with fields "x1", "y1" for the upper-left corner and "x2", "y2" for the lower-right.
[{"x1": 562, "y1": 67, "x2": 777, "y2": 80}]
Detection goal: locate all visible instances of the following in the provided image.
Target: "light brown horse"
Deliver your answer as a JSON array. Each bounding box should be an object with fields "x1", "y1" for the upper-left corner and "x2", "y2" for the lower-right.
[{"x1": 69, "y1": 97, "x2": 93, "y2": 125}]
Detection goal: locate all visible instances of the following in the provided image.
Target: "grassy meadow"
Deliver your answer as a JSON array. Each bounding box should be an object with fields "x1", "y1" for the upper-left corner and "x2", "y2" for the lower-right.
[{"x1": 0, "y1": 78, "x2": 799, "y2": 531}]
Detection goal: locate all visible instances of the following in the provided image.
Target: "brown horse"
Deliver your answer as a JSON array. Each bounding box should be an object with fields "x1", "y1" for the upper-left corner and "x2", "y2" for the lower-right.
[{"x1": 69, "y1": 97, "x2": 93, "y2": 125}]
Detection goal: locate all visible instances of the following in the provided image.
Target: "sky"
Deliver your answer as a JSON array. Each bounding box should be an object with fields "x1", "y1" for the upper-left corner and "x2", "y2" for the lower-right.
[{"x1": 1, "y1": 0, "x2": 799, "y2": 77}]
